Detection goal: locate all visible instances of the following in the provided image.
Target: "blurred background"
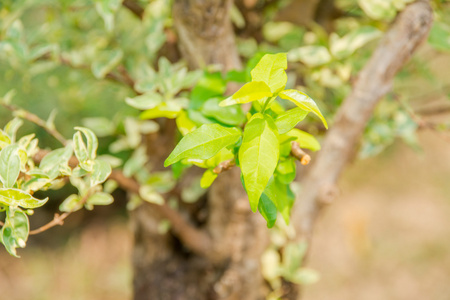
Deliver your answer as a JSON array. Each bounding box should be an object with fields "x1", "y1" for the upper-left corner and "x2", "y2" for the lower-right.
[{"x1": 1, "y1": 0, "x2": 450, "y2": 299}]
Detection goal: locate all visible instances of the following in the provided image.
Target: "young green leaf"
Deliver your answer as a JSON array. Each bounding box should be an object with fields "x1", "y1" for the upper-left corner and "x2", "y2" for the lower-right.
[
  {"x1": 125, "y1": 92, "x2": 163, "y2": 110},
  {"x1": 39, "y1": 144, "x2": 73, "y2": 179},
  {"x1": 59, "y1": 194, "x2": 83, "y2": 213},
  {"x1": 201, "y1": 98, "x2": 246, "y2": 126},
  {"x1": 165, "y1": 124, "x2": 241, "y2": 167},
  {"x1": 140, "y1": 103, "x2": 181, "y2": 119},
  {"x1": 258, "y1": 192, "x2": 278, "y2": 228},
  {"x1": 287, "y1": 129, "x2": 321, "y2": 151},
  {"x1": 86, "y1": 192, "x2": 114, "y2": 206},
  {"x1": 200, "y1": 169, "x2": 218, "y2": 189},
  {"x1": 262, "y1": 178, "x2": 295, "y2": 224},
  {"x1": 274, "y1": 107, "x2": 309, "y2": 134},
  {"x1": 74, "y1": 127, "x2": 98, "y2": 160},
  {"x1": 279, "y1": 89, "x2": 328, "y2": 129},
  {"x1": 276, "y1": 158, "x2": 297, "y2": 184},
  {"x1": 239, "y1": 113, "x2": 279, "y2": 212},
  {"x1": 90, "y1": 159, "x2": 112, "y2": 186},
  {"x1": 219, "y1": 81, "x2": 272, "y2": 107},
  {"x1": 4, "y1": 118, "x2": 23, "y2": 143},
  {"x1": 0, "y1": 144, "x2": 21, "y2": 188},
  {"x1": 0, "y1": 188, "x2": 48, "y2": 209},
  {"x1": 250, "y1": 53, "x2": 288, "y2": 94},
  {"x1": 1, "y1": 209, "x2": 29, "y2": 257}
]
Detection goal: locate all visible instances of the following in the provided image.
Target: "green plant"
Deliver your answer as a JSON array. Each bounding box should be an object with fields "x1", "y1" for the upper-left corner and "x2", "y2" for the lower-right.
[{"x1": 165, "y1": 53, "x2": 327, "y2": 227}]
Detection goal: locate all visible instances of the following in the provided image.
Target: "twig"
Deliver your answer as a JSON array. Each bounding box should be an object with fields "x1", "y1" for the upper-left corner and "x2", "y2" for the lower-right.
[
  {"x1": 2, "y1": 103, "x2": 67, "y2": 146},
  {"x1": 213, "y1": 159, "x2": 235, "y2": 174},
  {"x1": 31, "y1": 151, "x2": 215, "y2": 258},
  {"x1": 0, "y1": 221, "x2": 4, "y2": 227},
  {"x1": 290, "y1": 142, "x2": 311, "y2": 165},
  {"x1": 29, "y1": 190, "x2": 92, "y2": 235}
]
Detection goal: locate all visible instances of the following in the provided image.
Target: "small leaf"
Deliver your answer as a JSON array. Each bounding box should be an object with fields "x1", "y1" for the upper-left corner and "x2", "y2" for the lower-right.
[
  {"x1": 82, "y1": 117, "x2": 115, "y2": 137},
  {"x1": 176, "y1": 111, "x2": 197, "y2": 136},
  {"x1": 0, "y1": 144, "x2": 21, "y2": 188},
  {"x1": 250, "y1": 53, "x2": 288, "y2": 94},
  {"x1": 1, "y1": 209, "x2": 29, "y2": 257},
  {"x1": 239, "y1": 113, "x2": 279, "y2": 212},
  {"x1": 200, "y1": 169, "x2": 218, "y2": 189},
  {"x1": 0, "y1": 130, "x2": 12, "y2": 149},
  {"x1": 287, "y1": 46, "x2": 331, "y2": 67},
  {"x1": 287, "y1": 129, "x2": 321, "y2": 151},
  {"x1": 39, "y1": 144, "x2": 73, "y2": 179},
  {"x1": 274, "y1": 107, "x2": 309, "y2": 134},
  {"x1": 126, "y1": 93, "x2": 163, "y2": 110},
  {"x1": 276, "y1": 158, "x2": 297, "y2": 184},
  {"x1": 219, "y1": 81, "x2": 272, "y2": 107},
  {"x1": 74, "y1": 127, "x2": 98, "y2": 160},
  {"x1": 0, "y1": 188, "x2": 48, "y2": 209},
  {"x1": 330, "y1": 26, "x2": 382, "y2": 59},
  {"x1": 279, "y1": 89, "x2": 328, "y2": 129},
  {"x1": 59, "y1": 194, "x2": 83, "y2": 212},
  {"x1": 258, "y1": 192, "x2": 278, "y2": 228},
  {"x1": 140, "y1": 102, "x2": 181, "y2": 119},
  {"x1": 73, "y1": 131, "x2": 88, "y2": 163},
  {"x1": 91, "y1": 49, "x2": 123, "y2": 79},
  {"x1": 90, "y1": 159, "x2": 112, "y2": 186},
  {"x1": 201, "y1": 98, "x2": 246, "y2": 126},
  {"x1": 165, "y1": 124, "x2": 241, "y2": 167},
  {"x1": 262, "y1": 178, "x2": 295, "y2": 224},
  {"x1": 4, "y1": 118, "x2": 23, "y2": 143},
  {"x1": 86, "y1": 192, "x2": 114, "y2": 206},
  {"x1": 139, "y1": 185, "x2": 164, "y2": 205}
]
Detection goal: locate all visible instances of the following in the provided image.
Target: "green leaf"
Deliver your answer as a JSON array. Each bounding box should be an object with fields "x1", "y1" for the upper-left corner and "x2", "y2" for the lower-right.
[
  {"x1": 239, "y1": 113, "x2": 279, "y2": 212},
  {"x1": 139, "y1": 185, "x2": 164, "y2": 205},
  {"x1": 219, "y1": 81, "x2": 272, "y2": 107},
  {"x1": 274, "y1": 107, "x2": 309, "y2": 134},
  {"x1": 95, "y1": 0, "x2": 121, "y2": 32},
  {"x1": 90, "y1": 159, "x2": 112, "y2": 186},
  {"x1": 330, "y1": 26, "x2": 382, "y2": 59},
  {"x1": 0, "y1": 130, "x2": 11, "y2": 149},
  {"x1": 176, "y1": 111, "x2": 197, "y2": 136},
  {"x1": 1, "y1": 209, "x2": 29, "y2": 257},
  {"x1": 38, "y1": 144, "x2": 73, "y2": 179},
  {"x1": 0, "y1": 188, "x2": 48, "y2": 209},
  {"x1": 276, "y1": 158, "x2": 296, "y2": 184},
  {"x1": 91, "y1": 49, "x2": 123, "y2": 79},
  {"x1": 287, "y1": 129, "x2": 321, "y2": 151},
  {"x1": 125, "y1": 92, "x2": 163, "y2": 110},
  {"x1": 250, "y1": 53, "x2": 288, "y2": 94},
  {"x1": 86, "y1": 192, "x2": 114, "y2": 206},
  {"x1": 279, "y1": 89, "x2": 328, "y2": 129},
  {"x1": 262, "y1": 178, "x2": 295, "y2": 224},
  {"x1": 201, "y1": 98, "x2": 246, "y2": 126},
  {"x1": 165, "y1": 124, "x2": 241, "y2": 167},
  {"x1": 0, "y1": 144, "x2": 21, "y2": 188},
  {"x1": 4, "y1": 118, "x2": 23, "y2": 143},
  {"x1": 287, "y1": 46, "x2": 331, "y2": 67},
  {"x1": 200, "y1": 169, "x2": 218, "y2": 189},
  {"x1": 74, "y1": 127, "x2": 98, "y2": 160},
  {"x1": 59, "y1": 194, "x2": 83, "y2": 213},
  {"x1": 73, "y1": 131, "x2": 88, "y2": 163},
  {"x1": 140, "y1": 103, "x2": 181, "y2": 119},
  {"x1": 258, "y1": 192, "x2": 277, "y2": 228}
]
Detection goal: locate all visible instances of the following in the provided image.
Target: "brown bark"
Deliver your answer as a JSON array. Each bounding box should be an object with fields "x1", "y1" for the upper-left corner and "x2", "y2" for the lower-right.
[
  {"x1": 133, "y1": 1, "x2": 269, "y2": 299},
  {"x1": 287, "y1": 1, "x2": 433, "y2": 298}
]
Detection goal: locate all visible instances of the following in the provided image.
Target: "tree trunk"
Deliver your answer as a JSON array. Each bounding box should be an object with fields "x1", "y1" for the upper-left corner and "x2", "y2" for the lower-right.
[{"x1": 132, "y1": 1, "x2": 270, "y2": 299}]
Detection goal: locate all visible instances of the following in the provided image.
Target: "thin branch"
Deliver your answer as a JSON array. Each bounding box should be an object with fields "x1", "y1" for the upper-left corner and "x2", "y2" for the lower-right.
[
  {"x1": 2, "y1": 103, "x2": 67, "y2": 146},
  {"x1": 213, "y1": 159, "x2": 235, "y2": 174},
  {"x1": 31, "y1": 151, "x2": 214, "y2": 258},
  {"x1": 290, "y1": 142, "x2": 311, "y2": 165},
  {"x1": 292, "y1": 0, "x2": 432, "y2": 240}
]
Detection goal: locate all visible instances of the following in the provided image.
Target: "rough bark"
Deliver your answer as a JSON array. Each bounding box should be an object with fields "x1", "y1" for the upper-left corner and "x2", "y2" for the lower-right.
[
  {"x1": 133, "y1": 1, "x2": 270, "y2": 299},
  {"x1": 288, "y1": 1, "x2": 433, "y2": 298}
]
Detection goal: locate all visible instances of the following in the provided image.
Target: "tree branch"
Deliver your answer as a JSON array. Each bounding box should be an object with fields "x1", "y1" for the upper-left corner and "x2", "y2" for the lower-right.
[
  {"x1": 292, "y1": 0, "x2": 433, "y2": 255},
  {"x1": 290, "y1": 142, "x2": 311, "y2": 165},
  {"x1": 2, "y1": 103, "x2": 68, "y2": 146}
]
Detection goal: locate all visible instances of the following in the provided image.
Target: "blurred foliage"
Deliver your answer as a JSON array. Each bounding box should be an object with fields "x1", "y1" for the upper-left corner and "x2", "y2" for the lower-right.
[{"x1": 0, "y1": 0, "x2": 449, "y2": 294}]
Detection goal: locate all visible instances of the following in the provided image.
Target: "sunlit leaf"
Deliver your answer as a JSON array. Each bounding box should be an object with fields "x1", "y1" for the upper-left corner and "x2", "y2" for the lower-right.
[
  {"x1": 0, "y1": 144, "x2": 21, "y2": 188},
  {"x1": 219, "y1": 81, "x2": 272, "y2": 107},
  {"x1": 239, "y1": 113, "x2": 279, "y2": 212},
  {"x1": 90, "y1": 159, "x2": 112, "y2": 186},
  {"x1": 200, "y1": 169, "x2": 218, "y2": 189},
  {"x1": 274, "y1": 107, "x2": 309, "y2": 134},
  {"x1": 0, "y1": 188, "x2": 48, "y2": 209},
  {"x1": 165, "y1": 124, "x2": 241, "y2": 167},
  {"x1": 279, "y1": 89, "x2": 328, "y2": 129},
  {"x1": 287, "y1": 128, "x2": 321, "y2": 151},
  {"x1": 251, "y1": 53, "x2": 288, "y2": 93}
]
